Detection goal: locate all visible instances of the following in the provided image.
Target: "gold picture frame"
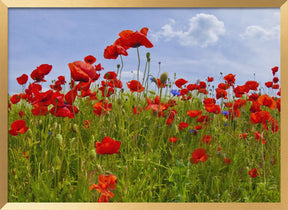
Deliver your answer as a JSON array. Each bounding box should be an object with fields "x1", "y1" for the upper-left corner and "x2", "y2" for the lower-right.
[{"x1": 0, "y1": 0, "x2": 287, "y2": 209}]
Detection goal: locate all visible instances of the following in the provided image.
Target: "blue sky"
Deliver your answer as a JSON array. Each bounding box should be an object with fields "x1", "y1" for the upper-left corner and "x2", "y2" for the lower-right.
[{"x1": 8, "y1": 8, "x2": 280, "y2": 94}]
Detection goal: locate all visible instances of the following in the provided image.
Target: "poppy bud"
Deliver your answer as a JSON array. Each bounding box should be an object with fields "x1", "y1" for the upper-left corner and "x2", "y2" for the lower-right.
[
  {"x1": 53, "y1": 122, "x2": 58, "y2": 130},
  {"x1": 88, "y1": 149, "x2": 96, "y2": 160},
  {"x1": 117, "y1": 64, "x2": 120, "y2": 69},
  {"x1": 146, "y1": 52, "x2": 150, "y2": 59},
  {"x1": 71, "y1": 124, "x2": 79, "y2": 133},
  {"x1": 53, "y1": 156, "x2": 61, "y2": 170},
  {"x1": 152, "y1": 77, "x2": 157, "y2": 83},
  {"x1": 105, "y1": 171, "x2": 113, "y2": 175},
  {"x1": 172, "y1": 124, "x2": 179, "y2": 134},
  {"x1": 56, "y1": 134, "x2": 63, "y2": 146},
  {"x1": 160, "y1": 72, "x2": 168, "y2": 84}
]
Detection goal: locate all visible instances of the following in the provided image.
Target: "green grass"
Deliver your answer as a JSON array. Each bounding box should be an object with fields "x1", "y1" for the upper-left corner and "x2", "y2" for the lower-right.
[{"x1": 8, "y1": 89, "x2": 280, "y2": 202}]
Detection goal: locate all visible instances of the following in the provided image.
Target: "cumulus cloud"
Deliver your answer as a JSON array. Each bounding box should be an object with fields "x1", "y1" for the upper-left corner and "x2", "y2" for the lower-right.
[
  {"x1": 151, "y1": 13, "x2": 226, "y2": 48},
  {"x1": 240, "y1": 25, "x2": 280, "y2": 41}
]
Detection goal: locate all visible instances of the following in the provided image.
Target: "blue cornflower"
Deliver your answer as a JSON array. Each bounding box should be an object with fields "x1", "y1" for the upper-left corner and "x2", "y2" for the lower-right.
[
  {"x1": 224, "y1": 123, "x2": 227, "y2": 126},
  {"x1": 222, "y1": 111, "x2": 229, "y2": 115},
  {"x1": 171, "y1": 89, "x2": 181, "y2": 96},
  {"x1": 150, "y1": 77, "x2": 154, "y2": 82}
]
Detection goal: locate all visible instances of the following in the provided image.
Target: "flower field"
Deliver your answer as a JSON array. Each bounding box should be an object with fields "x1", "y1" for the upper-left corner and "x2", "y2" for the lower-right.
[{"x1": 8, "y1": 27, "x2": 280, "y2": 202}]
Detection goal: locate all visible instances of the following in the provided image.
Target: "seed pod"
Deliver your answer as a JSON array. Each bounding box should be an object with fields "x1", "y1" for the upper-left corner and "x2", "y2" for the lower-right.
[
  {"x1": 152, "y1": 77, "x2": 157, "y2": 84},
  {"x1": 160, "y1": 72, "x2": 168, "y2": 84},
  {"x1": 55, "y1": 134, "x2": 63, "y2": 146},
  {"x1": 71, "y1": 124, "x2": 79, "y2": 133},
  {"x1": 172, "y1": 124, "x2": 179, "y2": 134},
  {"x1": 53, "y1": 122, "x2": 58, "y2": 130},
  {"x1": 53, "y1": 156, "x2": 61, "y2": 170},
  {"x1": 88, "y1": 149, "x2": 96, "y2": 160}
]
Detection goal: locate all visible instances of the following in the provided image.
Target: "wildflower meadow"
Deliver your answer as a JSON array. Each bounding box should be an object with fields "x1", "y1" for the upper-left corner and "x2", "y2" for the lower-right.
[{"x1": 8, "y1": 27, "x2": 280, "y2": 202}]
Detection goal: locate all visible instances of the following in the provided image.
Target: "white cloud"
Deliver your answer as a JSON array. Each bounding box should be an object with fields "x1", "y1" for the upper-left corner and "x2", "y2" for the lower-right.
[
  {"x1": 120, "y1": 70, "x2": 144, "y2": 81},
  {"x1": 151, "y1": 13, "x2": 226, "y2": 48},
  {"x1": 240, "y1": 25, "x2": 280, "y2": 41}
]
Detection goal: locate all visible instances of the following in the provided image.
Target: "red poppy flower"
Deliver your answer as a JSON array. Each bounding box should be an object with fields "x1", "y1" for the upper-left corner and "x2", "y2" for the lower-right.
[
  {"x1": 10, "y1": 94, "x2": 21, "y2": 104},
  {"x1": 201, "y1": 135, "x2": 212, "y2": 144},
  {"x1": 93, "y1": 100, "x2": 112, "y2": 116},
  {"x1": 218, "y1": 83, "x2": 230, "y2": 90},
  {"x1": 16, "y1": 74, "x2": 28, "y2": 85},
  {"x1": 187, "y1": 84, "x2": 198, "y2": 91},
  {"x1": 223, "y1": 157, "x2": 231, "y2": 164},
  {"x1": 233, "y1": 99, "x2": 246, "y2": 110},
  {"x1": 126, "y1": 80, "x2": 145, "y2": 93},
  {"x1": 203, "y1": 98, "x2": 216, "y2": 105},
  {"x1": 265, "y1": 81, "x2": 273, "y2": 88},
  {"x1": 223, "y1": 73, "x2": 236, "y2": 85},
  {"x1": 273, "y1": 77, "x2": 279, "y2": 83},
  {"x1": 30, "y1": 64, "x2": 52, "y2": 82},
  {"x1": 19, "y1": 111, "x2": 25, "y2": 118},
  {"x1": 239, "y1": 133, "x2": 247, "y2": 140},
  {"x1": 277, "y1": 98, "x2": 280, "y2": 112},
  {"x1": 114, "y1": 27, "x2": 153, "y2": 49},
  {"x1": 50, "y1": 104, "x2": 79, "y2": 119},
  {"x1": 104, "y1": 44, "x2": 128, "y2": 59},
  {"x1": 65, "y1": 89, "x2": 77, "y2": 105},
  {"x1": 248, "y1": 93, "x2": 259, "y2": 101},
  {"x1": 216, "y1": 88, "x2": 227, "y2": 99},
  {"x1": 234, "y1": 85, "x2": 249, "y2": 98},
  {"x1": 31, "y1": 103, "x2": 49, "y2": 116},
  {"x1": 169, "y1": 137, "x2": 178, "y2": 143},
  {"x1": 95, "y1": 136, "x2": 121, "y2": 155},
  {"x1": 225, "y1": 102, "x2": 233, "y2": 108},
  {"x1": 207, "y1": 77, "x2": 214, "y2": 82},
  {"x1": 197, "y1": 81, "x2": 207, "y2": 89},
  {"x1": 270, "y1": 118, "x2": 279, "y2": 133},
  {"x1": 194, "y1": 125, "x2": 202, "y2": 130},
  {"x1": 95, "y1": 63, "x2": 104, "y2": 71},
  {"x1": 179, "y1": 88, "x2": 188, "y2": 96},
  {"x1": 175, "y1": 78, "x2": 188, "y2": 88},
  {"x1": 84, "y1": 55, "x2": 96, "y2": 64},
  {"x1": 190, "y1": 148, "x2": 209, "y2": 164},
  {"x1": 179, "y1": 122, "x2": 189, "y2": 131},
  {"x1": 98, "y1": 174, "x2": 118, "y2": 190},
  {"x1": 250, "y1": 111, "x2": 272, "y2": 130},
  {"x1": 205, "y1": 104, "x2": 220, "y2": 114},
  {"x1": 31, "y1": 90, "x2": 53, "y2": 106},
  {"x1": 156, "y1": 78, "x2": 166, "y2": 88},
  {"x1": 90, "y1": 174, "x2": 117, "y2": 202},
  {"x1": 271, "y1": 66, "x2": 279, "y2": 76},
  {"x1": 68, "y1": 60, "x2": 98, "y2": 82},
  {"x1": 272, "y1": 84, "x2": 280, "y2": 89},
  {"x1": 249, "y1": 168, "x2": 259, "y2": 178},
  {"x1": 166, "y1": 109, "x2": 177, "y2": 125},
  {"x1": 132, "y1": 106, "x2": 142, "y2": 115},
  {"x1": 104, "y1": 71, "x2": 117, "y2": 80},
  {"x1": 197, "y1": 115, "x2": 210, "y2": 123},
  {"x1": 245, "y1": 81, "x2": 259, "y2": 91},
  {"x1": 187, "y1": 110, "x2": 202, "y2": 118},
  {"x1": 83, "y1": 120, "x2": 92, "y2": 129},
  {"x1": 257, "y1": 94, "x2": 276, "y2": 109},
  {"x1": 250, "y1": 101, "x2": 261, "y2": 113},
  {"x1": 9, "y1": 119, "x2": 29, "y2": 136}
]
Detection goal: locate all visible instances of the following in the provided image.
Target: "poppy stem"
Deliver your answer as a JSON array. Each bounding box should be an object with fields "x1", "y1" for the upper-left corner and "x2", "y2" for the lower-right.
[{"x1": 119, "y1": 55, "x2": 124, "y2": 81}]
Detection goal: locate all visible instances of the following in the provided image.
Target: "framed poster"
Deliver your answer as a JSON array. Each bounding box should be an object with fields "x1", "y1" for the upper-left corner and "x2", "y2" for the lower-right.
[{"x1": 0, "y1": 0, "x2": 288, "y2": 209}]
